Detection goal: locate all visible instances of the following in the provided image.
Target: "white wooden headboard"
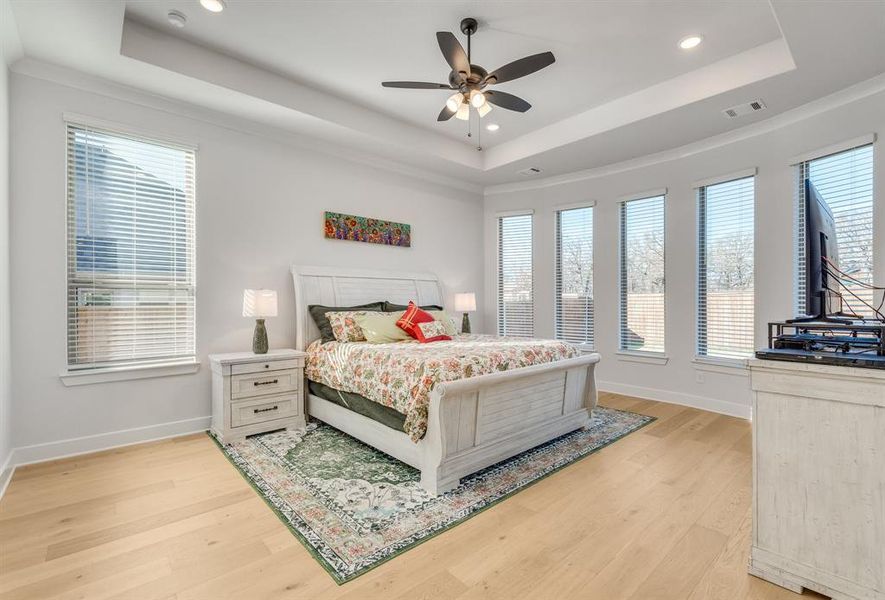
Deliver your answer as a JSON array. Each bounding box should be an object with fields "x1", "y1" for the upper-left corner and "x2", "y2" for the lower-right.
[{"x1": 290, "y1": 265, "x2": 445, "y2": 350}]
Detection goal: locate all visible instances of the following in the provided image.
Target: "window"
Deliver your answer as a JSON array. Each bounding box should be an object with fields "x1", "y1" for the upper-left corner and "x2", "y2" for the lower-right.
[
  {"x1": 555, "y1": 206, "x2": 594, "y2": 347},
  {"x1": 795, "y1": 143, "x2": 874, "y2": 317},
  {"x1": 497, "y1": 213, "x2": 533, "y2": 336},
  {"x1": 619, "y1": 195, "x2": 665, "y2": 353},
  {"x1": 66, "y1": 122, "x2": 196, "y2": 370},
  {"x1": 697, "y1": 176, "x2": 755, "y2": 360}
]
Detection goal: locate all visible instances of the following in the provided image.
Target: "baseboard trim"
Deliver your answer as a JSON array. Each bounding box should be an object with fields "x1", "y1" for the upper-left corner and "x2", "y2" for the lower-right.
[
  {"x1": 9, "y1": 416, "x2": 212, "y2": 468},
  {"x1": 0, "y1": 452, "x2": 15, "y2": 501},
  {"x1": 597, "y1": 380, "x2": 752, "y2": 420}
]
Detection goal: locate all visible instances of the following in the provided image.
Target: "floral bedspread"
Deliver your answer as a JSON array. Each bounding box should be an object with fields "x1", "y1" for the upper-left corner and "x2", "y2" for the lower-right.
[{"x1": 305, "y1": 334, "x2": 579, "y2": 442}]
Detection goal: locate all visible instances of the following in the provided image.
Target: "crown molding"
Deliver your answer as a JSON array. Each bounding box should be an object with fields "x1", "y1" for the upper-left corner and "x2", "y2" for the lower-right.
[
  {"x1": 484, "y1": 71, "x2": 885, "y2": 196},
  {"x1": 11, "y1": 58, "x2": 484, "y2": 196}
]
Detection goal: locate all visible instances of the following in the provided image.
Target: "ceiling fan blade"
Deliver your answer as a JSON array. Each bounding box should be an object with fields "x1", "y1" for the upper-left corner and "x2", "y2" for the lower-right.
[
  {"x1": 436, "y1": 31, "x2": 470, "y2": 76},
  {"x1": 485, "y1": 90, "x2": 531, "y2": 112},
  {"x1": 382, "y1": 81, "x2": 453, "y2": 89},
  {"x1": 486, "y1": 52, "x2": 555, "y2": 85},
  {"x1": 437, "y1": 104, "x2": 457, "y2": 121}
]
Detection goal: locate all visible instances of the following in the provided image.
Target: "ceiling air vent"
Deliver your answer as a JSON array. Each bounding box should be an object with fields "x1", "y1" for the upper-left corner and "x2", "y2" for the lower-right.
[
  {"x1": 517, "y1": 167, "x2": 543, "y2": 176},
  {"x1": 722, "y1": 99, "x2": 767, "y2": 119}
]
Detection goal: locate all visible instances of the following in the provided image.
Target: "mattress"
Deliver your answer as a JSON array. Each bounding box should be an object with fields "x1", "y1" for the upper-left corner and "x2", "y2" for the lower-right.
[{"x1": 306, "y1": 333, "x2": 579, "y2": 441}]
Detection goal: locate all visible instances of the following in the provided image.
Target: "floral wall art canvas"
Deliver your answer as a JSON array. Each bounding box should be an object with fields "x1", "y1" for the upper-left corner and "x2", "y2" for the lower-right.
[{"x1": 324, "y1": 211, "x2": 411, "y2": 247}]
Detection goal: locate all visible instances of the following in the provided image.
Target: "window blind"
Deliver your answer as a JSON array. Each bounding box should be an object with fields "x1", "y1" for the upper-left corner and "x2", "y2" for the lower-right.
[
  {"x1": 795, "y1": 144, "x2": 874, "y2": 317},
  {"x1": 697, "y1": 176, "x2": 755, "y2": 359},
  {"x1": 555, "y1": 206, "x2": 593, "y2": 346},
  {"x1": 619, "y1": 195, "x2": 665, "y2": 353},
  {"x1": 497, "y1": 213, "x2": 533, "y2": 336},
  {"x1": 66, "y1": 123, "x2": 196, "y2": 370}
]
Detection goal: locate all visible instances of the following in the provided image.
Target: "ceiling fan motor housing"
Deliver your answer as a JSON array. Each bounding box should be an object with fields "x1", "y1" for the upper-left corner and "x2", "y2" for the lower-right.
[{"x1": 449, "y1": 65, "x2": 489, "y2": 91}]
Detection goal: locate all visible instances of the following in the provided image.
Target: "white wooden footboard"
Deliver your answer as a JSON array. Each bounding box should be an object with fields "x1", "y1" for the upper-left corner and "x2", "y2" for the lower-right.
[{"x1": 419, "y1": 353, "x2": 600, "y2": 494}]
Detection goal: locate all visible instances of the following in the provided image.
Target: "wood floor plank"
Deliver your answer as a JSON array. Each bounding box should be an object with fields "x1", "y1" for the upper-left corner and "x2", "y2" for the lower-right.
[
  {"x1": 43, "y1": 490, "x2": 255, "y2": 561},
  {"x1": 0, "y1": 397, "x2": 800, "y2": 600},
  {"x1": 629, "y1": 524, "x2": 729, "y2": 599}
]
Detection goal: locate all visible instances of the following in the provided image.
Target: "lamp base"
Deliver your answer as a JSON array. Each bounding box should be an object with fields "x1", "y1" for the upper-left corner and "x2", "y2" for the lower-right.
[
  {"x1": 253, "y1": 319, "x2": 268, "y2": 354},
  {"x1": 461, "y1": 313, "x2": 471, "y2": 334}
]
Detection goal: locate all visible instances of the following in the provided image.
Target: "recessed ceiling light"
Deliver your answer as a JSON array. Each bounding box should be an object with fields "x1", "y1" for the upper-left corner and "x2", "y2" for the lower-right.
[
  {"x1": 679, "y1": 35, "x2": 703, "y2": 50},
  {"x1": 200, "y1": 0, "x2": 226, "y2": 13},
  {"x1": 486, "y1": 123, "x2": 500, "y2": 132},
  {"x1": 167, "y1": 10, "x2": 187, "y2": 28}
]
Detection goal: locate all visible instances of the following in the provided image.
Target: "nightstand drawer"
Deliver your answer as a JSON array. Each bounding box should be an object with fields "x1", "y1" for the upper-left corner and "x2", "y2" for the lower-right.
[
  {"x1": 230, "y1": 394, "x2": 300, "y2": 428},
  {"x1": 231, "y1": 369, "x2": 300, "y2": 399},
  {"x1": 231, "y1": 358, "x2": 303, "y2": 376}
]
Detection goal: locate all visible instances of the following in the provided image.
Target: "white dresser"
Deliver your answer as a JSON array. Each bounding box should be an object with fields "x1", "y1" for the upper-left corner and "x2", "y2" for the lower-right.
[
  {"x1": 209, "y1": 349, "x2": 308, "y2": 444},
  {"x1": 749, "y1": 359, "x2": 884, "y2": 600}
]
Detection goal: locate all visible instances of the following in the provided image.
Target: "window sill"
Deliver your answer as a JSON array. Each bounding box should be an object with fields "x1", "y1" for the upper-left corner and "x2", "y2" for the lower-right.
[
  {"x1": 692, "y1": 357, "x2": 749, "y2": 376},
  {"x1": 60, "y1": 360, "x2": 201, "y2": 387},
  {"x1": 616, "y1": 351, "x2": 669, "y2": 365}
]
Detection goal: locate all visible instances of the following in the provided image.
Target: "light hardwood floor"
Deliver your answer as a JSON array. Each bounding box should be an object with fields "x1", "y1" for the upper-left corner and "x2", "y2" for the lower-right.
[{"x1": 0, "y1": 394, "x2": 825, "y2": 600}]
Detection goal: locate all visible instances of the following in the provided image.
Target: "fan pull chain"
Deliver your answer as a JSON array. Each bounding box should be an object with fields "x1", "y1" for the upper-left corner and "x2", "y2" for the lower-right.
[{"x1": 477, "y1": 117, "x2": 482, "y2": 152}]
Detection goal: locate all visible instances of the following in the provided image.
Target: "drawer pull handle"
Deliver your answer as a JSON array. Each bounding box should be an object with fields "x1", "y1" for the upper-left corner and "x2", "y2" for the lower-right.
[
  {"x1": 264, "y1": 364, "x2": 270, "y2": 369},
  {"x1": 254, "y1": 406, "x2": 279, "y2": 414},
  {"x1": 253, "y1": 379, "x2": 279, "y2": 386}
]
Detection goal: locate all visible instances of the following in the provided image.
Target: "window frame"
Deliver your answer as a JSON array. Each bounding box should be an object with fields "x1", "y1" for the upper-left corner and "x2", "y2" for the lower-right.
[
  {"x1": 617, "y1": 191, "x2": 667, "y2": 358},
  {"x1": 553, "y1": 202, "x2": 595, "y2": 350},
  {"x1": 61, "y1": 117, "x2": 199, "y2": 384},
  {"x1": 496, "y1": 210, "x2": 534, "y2": 337},
  {"x1": 695, "y1": 172, "x2": 756, "y2": 365}
]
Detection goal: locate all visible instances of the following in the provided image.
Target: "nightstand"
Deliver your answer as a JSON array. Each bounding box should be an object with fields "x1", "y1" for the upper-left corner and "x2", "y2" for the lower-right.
[{"x1": 208, "y1": 349, "x2": 307, "y2": 444}]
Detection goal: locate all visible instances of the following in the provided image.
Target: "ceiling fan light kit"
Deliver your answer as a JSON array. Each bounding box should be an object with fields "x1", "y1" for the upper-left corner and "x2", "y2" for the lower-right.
[{"x1": 382, "y1": 16, "x2": 555, "y2": 132}]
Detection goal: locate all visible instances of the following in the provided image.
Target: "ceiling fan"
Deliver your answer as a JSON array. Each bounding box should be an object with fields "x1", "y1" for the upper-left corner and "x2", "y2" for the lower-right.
[{"x1": 382, "y1": 18, "x2": 555, "y2": 123}]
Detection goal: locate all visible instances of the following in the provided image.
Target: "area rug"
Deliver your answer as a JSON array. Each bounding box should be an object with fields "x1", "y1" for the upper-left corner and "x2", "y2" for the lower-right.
[{"x1": 212, "y1": 406, "x2": 654, "y2": 583}]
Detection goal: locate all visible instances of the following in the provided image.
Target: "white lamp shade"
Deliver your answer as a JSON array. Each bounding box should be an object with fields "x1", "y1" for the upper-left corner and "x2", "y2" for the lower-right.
[
  {"x1": 454, "y1": 292, "x2": 477, "y2": 313},
  {"x1": 243, "y1": 289, "x2": 278, "y2": 318}
]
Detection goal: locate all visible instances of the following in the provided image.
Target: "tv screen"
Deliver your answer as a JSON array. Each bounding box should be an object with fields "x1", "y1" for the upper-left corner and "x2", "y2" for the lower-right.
[{"x1": 804, "y1": 179, "x2": 842, "y2": 318}]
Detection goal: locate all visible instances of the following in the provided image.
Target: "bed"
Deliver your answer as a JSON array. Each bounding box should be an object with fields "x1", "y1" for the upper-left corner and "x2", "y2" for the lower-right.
[{"x1": 291, "y1": 265, "x2": 600, "y2": 495}]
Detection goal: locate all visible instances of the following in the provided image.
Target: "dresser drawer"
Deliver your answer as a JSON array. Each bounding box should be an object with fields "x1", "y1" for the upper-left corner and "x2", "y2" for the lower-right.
[
  {"x1": 231, "y1": 369, "x2": 300, "y2": 399},
  {"x1": 230, "y1": 394, "x2": 300, "y2": 428},
  {"x1": 231, "y1": 358, "x2": 303, "y2": 376}
]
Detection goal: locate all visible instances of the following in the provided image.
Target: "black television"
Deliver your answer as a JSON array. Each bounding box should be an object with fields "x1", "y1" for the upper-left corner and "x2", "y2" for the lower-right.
[{"x1": 790, "y1": 179, "x2": 850, "y2": 323}]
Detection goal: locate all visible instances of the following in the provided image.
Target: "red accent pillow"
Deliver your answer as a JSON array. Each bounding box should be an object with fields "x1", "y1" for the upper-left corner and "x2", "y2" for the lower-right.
[
  {"x1": 414, "y1": 320, "x2": 452, "y2": 343},
  {"x1": 395, "y1": 301, "x2": 435, "y2": 339}
]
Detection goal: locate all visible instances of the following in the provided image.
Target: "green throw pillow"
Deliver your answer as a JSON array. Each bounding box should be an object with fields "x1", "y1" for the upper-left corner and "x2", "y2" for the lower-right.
[{"x1": 356, "y1": 312, "x2": 412, "y2": 343}]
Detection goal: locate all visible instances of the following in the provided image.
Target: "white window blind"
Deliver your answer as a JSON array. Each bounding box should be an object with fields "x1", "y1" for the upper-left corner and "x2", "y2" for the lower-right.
[
  {"x1": 555, "y1": 206, "x2": 593, "y2": 346},
  {"x1": 619, "y1": 195, "x2": 666, "y2": 353},
  {"x1": 497, "y1": 213, "x2": 533, "y2": 336},
  {"x1": 697, "y1": 176, "x2": 755, "y2": 359},
  {"x1": 66, "y1": 123, "x2": 196, "y2": 370},
  {"x1": 795, "y1": 144, "x2": 874, "y2": 317}
]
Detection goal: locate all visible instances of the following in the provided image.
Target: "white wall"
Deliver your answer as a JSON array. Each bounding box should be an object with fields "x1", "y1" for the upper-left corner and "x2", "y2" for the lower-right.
[
  {"x1": 483, "y1": 86, "x2": 885, "y2": 418},
  {"x1": 9, "y1": 72, "x2": 483, "y2": 458},
  {"x1": 0, "y1": 32, "x2": 12, "y2": 478}
]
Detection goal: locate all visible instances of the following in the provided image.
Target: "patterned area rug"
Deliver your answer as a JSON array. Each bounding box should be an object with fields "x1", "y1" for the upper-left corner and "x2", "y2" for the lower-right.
[{"x1": 213, "y1": 406, "x2": 654, "y2": 583}]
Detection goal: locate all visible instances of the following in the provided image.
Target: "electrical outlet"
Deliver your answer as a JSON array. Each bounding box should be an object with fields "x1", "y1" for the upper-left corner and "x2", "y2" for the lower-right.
[{"x1": 695, "y1": 371, "x2": 705, "y2": 384}]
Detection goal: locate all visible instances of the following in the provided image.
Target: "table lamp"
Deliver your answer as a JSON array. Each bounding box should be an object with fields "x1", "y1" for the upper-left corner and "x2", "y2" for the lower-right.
[
  {"x1": 453, "y1": 292, "x2": 476, "y2": 334},
  {"x1": 243, "y1": 289, "x2": 278, "y2": 354}
]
